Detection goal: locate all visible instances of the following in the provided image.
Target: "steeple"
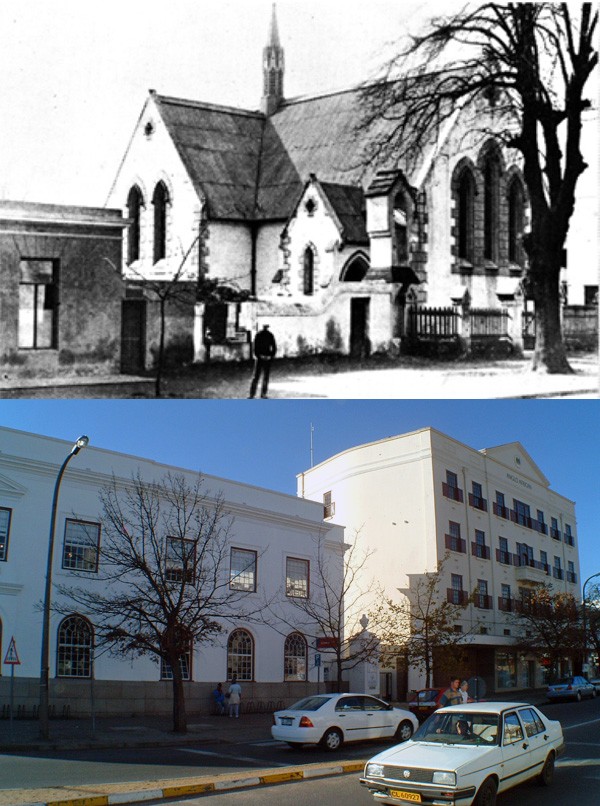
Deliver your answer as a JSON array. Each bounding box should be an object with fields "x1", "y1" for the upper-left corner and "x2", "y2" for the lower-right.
[{"x1": 261, "y1": 3, "x2": 284, "y2": 115}]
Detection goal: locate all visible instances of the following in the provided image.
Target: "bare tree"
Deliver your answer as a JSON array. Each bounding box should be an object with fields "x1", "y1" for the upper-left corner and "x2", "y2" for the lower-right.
[
  {"x1": 371, "y1": 558, "x2": 473, "y2": 688},
  {"x1": 508, "y1": 584, "x2": 582, "y2": 679},
  {"x1": 361, "y1": 2, "x2": 597, "y2": 373},
  {"x1": 57, "y1": 472, "x2": 264, "y2": 733},
  {"x1": 585, "y1": 582, "x2": 600, "y2": 673},
  {"x1": 271, "y1": 531, "x2": 384, "y2": 692}
]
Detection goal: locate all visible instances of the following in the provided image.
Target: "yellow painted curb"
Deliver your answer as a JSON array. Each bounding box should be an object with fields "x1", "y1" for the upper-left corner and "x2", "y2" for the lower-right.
[
  {"x1": 259, "y1": 771, "x2": 304, "y2": 784},
  {"x1": 162, "y1": 783, "x2": 216, "y2": 798},
  {"x1": 52, "y1": 799, "x2": 108, "y2": 806}
]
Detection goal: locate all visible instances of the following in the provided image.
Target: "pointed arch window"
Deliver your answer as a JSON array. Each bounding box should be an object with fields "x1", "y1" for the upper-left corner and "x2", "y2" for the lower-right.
[
  {"x1": 57, "y1": 615, "x2": 93, "y2": 677},
  {"x1": 457, "y1": 168, "x2": 475, "y2": 264},
  {"x1": 341, "y1": 254, "x2": 369, "y2": 282},
  {"x1": 126, "y1": 185, "x2": 143, "y2": 264},
  {"x1": 303, "y1": 247, "x2": 315, "y2": 295},
  {"x1": 152, "y1": 181, "x2": 169, "y2": 263},
  {"x1": 483, "y1": 152, "x2": 501, "y2": 262},
  {"x1": 508, "y1": 177, "x2": 525, "y2": 265},
  {"x1": 284, "y1": 632, "x2": 307, "y2": 681},
  {"x1": 227, "y1": 629, "x2": 254, "y2": 681}
]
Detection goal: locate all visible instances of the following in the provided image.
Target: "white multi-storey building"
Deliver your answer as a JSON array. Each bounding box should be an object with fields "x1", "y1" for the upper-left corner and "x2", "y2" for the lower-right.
[
  {"x1": 297, "y1": 427, "x2": 581, "y2": 698},
  {"x1": 0, "y1": 426, "x2": 344, "y2": 717}
]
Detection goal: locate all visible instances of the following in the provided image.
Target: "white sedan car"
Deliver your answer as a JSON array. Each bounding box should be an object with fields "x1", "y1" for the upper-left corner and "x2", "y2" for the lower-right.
[
  {"x1": 271, "y1": 693, "x2": 419, "y2": 751},
  {"x1": 360, "y1": 702, "x2": 564, "y2": 805}
]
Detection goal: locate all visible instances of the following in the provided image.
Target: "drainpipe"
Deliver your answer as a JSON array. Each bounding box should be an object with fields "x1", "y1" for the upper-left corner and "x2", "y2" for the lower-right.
[{"x1": 250, "y1": 222, "x2": 258, "y2": 297}]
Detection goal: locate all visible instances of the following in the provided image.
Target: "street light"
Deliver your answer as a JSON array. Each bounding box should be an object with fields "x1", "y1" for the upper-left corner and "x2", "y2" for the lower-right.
[
  {"x1": 581, "y1": 571, "x2": 600, "y2": 677},
  {"x1": 39, "y1": 435, "x2": 89, "y2": 739}
]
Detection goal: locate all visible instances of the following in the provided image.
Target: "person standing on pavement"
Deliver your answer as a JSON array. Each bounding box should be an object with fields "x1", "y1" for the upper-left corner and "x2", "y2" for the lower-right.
[
  {"x1": 439, "y1": 676, "x2": 463, "y2": 707},
  {"x1": 227, "y1": 674, "x2": 242, "y2": 718},
  {"x1": 460, "y1": 680, "x2": 469, "y2": 703},
  {"x1": 212, "y1": 682, "x2": 226, "y2": 715},
  {"x1": 248, "y1": 324, "x2": 277, "y2": 398}
]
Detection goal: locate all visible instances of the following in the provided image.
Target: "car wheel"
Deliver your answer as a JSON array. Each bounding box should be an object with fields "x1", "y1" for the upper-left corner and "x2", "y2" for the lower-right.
[
  {"x1": 320, "y1": 727, "x2": 343, "y2": 751},
  {"x1": 576, "y1": 691, "x2": 582, "y2": 702},
  {"x1": 286, "y1": 742, "x2": 303, "y2": 749},
  {"x1": 474, "y1": 777, "x2": 497, "y2": 806},
  {"x1": 591, "y1": 688, "x2": 597, "y2": 698},
  {"x1": 395, "y1": 720, "x2": 414, "y2": 742},
  {"x1": 537, "y1": 752, "x2": 555, "y2": 786}
]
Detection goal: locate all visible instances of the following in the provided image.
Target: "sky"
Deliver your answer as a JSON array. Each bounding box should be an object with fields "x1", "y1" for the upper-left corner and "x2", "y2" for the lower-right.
[
  {"x1": 1, "y1": 399, "x2": 598, "y2": 586},
  {"x1": 0, "y1": 0, "x2": 430, "y2": 206}
]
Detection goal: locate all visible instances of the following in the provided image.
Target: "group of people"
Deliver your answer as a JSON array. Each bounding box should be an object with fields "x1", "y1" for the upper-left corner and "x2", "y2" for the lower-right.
[
  {"x1": 212, "y1": 675, "x2": 242, "y2": 718},
  {"x1": 440, "y1": 676, "x2": 470, "y2": 707}
]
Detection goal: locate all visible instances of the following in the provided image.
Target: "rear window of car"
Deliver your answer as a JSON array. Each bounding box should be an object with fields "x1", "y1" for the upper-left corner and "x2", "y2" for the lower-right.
[
  {"x1": 518, "y1": 708, "x2": 545, "y2": 737},
  {"x1": 287, "y1": 696, "x2": 330, "y2": 711}
]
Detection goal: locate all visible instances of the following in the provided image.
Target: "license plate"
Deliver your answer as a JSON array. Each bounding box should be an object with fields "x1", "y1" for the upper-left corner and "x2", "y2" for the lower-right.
[
  {"x1": 389, "y1": 791, "x2": 421, "y2": 803},
  {"x1": 281, "y1": 717, "x2": 293, "y2": 725}
]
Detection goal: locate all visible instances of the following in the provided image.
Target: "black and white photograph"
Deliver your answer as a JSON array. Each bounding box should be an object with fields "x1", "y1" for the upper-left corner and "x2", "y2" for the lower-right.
[{"x1": 0, "y1": 0, "x2": 597, "y2": 399}]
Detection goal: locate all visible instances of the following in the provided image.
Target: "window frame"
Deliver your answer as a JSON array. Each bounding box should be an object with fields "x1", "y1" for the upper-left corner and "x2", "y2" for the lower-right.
[
  {"x1": 160, "y1": 649, "x2": 192, "y2": 681},
  {"x1": 18, "y1": 258, "x2": 59, "y2": 350},
  {"x1": 165, "y1": 535, "x2": 196, "y2": 583},
  {"x1": 127, "y1": 185, "x2": 144, "y2": 264},
  {"x1": 152, "y1": 181, "x2": 169, "y2": 263},
  {"x1": 61, "y1": 518, "x2": 101, "y2": 573},
  {"x1": 286, "y1": 556, "x2": 310, "y2": 599},
  {"x1": 227, "y1": 628, "x2": 254, "y2": 681},
  {"x1": 284, "y1": 632, "x2": 308, "y2": 681},
  {"x1": 56, "y1": 615, "x2": 93, "y2": 678},
  {"x1": 229, "y1": 547, "x2": 258, "y2": 592},
  {"x1": 0, "y1": 507, "x2": 12, "y2": 562}
]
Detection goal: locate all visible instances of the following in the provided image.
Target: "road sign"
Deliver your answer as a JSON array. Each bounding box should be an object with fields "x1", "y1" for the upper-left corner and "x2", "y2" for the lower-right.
[
  {"x1": 315, "y1": 653, "x2": 321, "y2": 667},
  {"x1": 316, "y1": 637, "x2": 338, "y2": 649},
  {"x1": 4, "y1": 637, "x2": 20, "y2": 665}
]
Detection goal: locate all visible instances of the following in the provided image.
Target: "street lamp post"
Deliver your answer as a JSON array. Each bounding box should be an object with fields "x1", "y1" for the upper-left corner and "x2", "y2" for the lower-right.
[
  {"x1": 581, "y1": 571, "x2": 600, "y2": 678},
  {"x1": 39, "y1": 435, "x2": 89, "y2": 740}
]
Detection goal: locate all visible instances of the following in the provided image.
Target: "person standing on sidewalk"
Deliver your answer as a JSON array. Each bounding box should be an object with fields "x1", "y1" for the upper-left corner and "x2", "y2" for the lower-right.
[
  {"x1": 439, "y1": 676, "x2": 463, "y2": 707},
  {"x1": 227, "y1": 674, "x2": 242, "y2": 718},
  {"x1": 248, "y1": 324, "x2": 277, "y2": 398}
]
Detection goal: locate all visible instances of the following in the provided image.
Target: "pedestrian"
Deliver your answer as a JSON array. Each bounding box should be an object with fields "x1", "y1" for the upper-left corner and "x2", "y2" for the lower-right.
[
  {"x1": 460, "y1": 680, "x2": 469, "y2": 703},
  {"x1": 227, "y1": 674, "x2": 242, "y2": 718},
  {"x1": 212, "y1": 682, "x2": 226, "y2": 715},
  {"x1": 439, "y1": 676, "x2": 463, "y2": 707},
  {"x1": 248, "y1": 324, "x2": 277, "y2": 398}
]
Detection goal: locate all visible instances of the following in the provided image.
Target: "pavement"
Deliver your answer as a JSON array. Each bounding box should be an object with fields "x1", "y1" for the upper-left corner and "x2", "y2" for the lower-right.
[{"x1": 0, "y1": 692, "x2": 550, "y2": 806}]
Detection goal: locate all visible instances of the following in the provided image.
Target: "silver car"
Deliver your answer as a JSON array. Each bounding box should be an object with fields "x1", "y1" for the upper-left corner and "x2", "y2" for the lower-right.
[{"x1": 546, "y1": 675, "x2": 596, "y2": 702}]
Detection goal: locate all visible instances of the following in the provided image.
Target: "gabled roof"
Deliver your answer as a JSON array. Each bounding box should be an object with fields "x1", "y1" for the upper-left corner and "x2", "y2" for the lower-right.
[{"x1": 319, "y1": 181, "x2": 368, "y2": 245}]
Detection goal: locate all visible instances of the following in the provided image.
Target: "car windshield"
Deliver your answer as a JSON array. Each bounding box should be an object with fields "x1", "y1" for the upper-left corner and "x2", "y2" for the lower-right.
[
  {"x1": 550, "y1": 678, "x2": 573, "y2": 686},
  {"x1": 414, "y1": 712, "x2": 500, "y2": 746},
  {"x1": 286, "y1": 696, "x2": 330, "y2": 711}
]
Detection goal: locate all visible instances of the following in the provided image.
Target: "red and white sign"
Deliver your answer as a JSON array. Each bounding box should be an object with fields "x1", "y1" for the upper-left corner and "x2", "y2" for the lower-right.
[
  {"x1": 316, "y1": 637, "x2": 338, "y2": 649},
  {"x1": 4, "y1": 636, "x2": 20, "y2": 665}
]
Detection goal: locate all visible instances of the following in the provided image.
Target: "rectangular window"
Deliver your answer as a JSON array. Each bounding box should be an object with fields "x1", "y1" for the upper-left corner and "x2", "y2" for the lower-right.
[
  {"x1": 18, "y1": 258, "x2": 58, "y2": 349},
  {"x1": 564, "y1": 524, "x2": 574, "y2": 546},
  {"x1": 165, "y1": 536, "x2": 196, "y2": 583},
  {"x1": 475, "y1": 579, "x2": 490, "y2": 609},
  {"x1": 496, "y1": 535, "x2": 511, "y2": 565},
  {"x1": 512, "y1": 499, "x2": 531, "y2": 527},
  {"x1": 499, "y1": 583, "x2": 512, "y2": 611},
  {"x1": 161, "y1": 651, "x2": 191, "y2": 680},
  {"x1": 469, "y1": 481, "x2": 487, "y2": 511},
  {"x1": 501, "y1": 583, "x2": 511, "y2": 599},
  {"x1": 472, "y1": 529, "x2": 489, "y2": 559},
  {"x1": 323, "y1": 491, "x2": 335, "y2": 519},
  {"x1": 446, "y1": 521, "x2": 465, "y2": 553},
  {"x1": 286, "y1": 557, "x2": 309, "y2": 598},
  {"x1": 230, "y1": 548, "x2": 257, "y2": 592},
  {"x1": 550, "y1": 517, "x2": 561, "y2": 540},
  {"x1": 0, "y1": 507, "x2": 12, "y2": 561},
  {"x1": 540, "y1": 550, "x2": 548, "y2": 570},
  {"x1": 448, "y1": 573, "x2": 466, "y2": 605},
  {"x1": 442, "y1": 471, "x2": 463, "y2": 502},
  {"x1": 553, "y1": 555, "x2": 563, "y2": 580},
  {"x1": 493, "y1": 491, "x2": 509, "y2": 519},
  {"x1": 62, "y1": 519, "x2": 100, "y2": 572},
  {"x1": 567, "y1": 561, "x2": 577, "y2": 583}
]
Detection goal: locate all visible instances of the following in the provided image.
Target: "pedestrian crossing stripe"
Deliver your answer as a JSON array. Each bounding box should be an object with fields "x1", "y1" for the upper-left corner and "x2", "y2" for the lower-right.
[{"x1": 4, "y1": 636, "x2": 20, "y2": 664}]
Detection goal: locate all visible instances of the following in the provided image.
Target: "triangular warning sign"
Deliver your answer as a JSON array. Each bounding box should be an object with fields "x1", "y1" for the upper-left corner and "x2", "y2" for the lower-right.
[{"x1": 4, "y1": 636, "x2": 20, "y2": 664}]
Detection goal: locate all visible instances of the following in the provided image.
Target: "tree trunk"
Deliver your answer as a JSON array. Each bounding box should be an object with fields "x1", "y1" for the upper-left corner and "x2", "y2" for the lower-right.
[
  {"x1": 155, "y1": 297, "x2": 167, "y2": 397},
  {"x1": 171, "y1": 667, "x2": 187, "y2": 733},
  {"x1": 529, "y1": 255, "x2": 573, "y2": 374}
]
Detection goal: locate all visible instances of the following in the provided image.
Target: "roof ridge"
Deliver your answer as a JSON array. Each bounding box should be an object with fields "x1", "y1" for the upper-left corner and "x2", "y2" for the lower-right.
[{"x1": 155, "y1": 92, "x2": 264, "y2": 119}]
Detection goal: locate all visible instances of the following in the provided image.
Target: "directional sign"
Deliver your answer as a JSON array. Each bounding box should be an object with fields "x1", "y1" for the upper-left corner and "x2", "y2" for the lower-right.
[
  {"x1": 314, "y1": 653, "x2": 321, "y2": 667},
  {"x1": 4, "y1": 636, "x2": 20, "y2": 665}
]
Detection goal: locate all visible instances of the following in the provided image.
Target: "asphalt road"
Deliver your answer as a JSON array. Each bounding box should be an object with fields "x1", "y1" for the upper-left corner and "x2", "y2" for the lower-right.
[{"x1": 1, "y1": 698, "x2": 599, "y2": 801}]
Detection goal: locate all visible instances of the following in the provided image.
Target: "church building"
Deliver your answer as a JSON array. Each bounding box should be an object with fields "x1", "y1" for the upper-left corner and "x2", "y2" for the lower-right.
[{"x1": 108, "y1": 4, "x2": 531, "y2": 367}]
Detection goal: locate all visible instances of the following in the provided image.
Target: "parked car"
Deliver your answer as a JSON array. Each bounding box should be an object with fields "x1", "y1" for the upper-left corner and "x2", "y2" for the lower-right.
[
  {"x1": 360, "y1": 702, "x2": 564, "y2": 806},
  {"x1": 588, "y1": 677, "x2": 600, "y2": 693},
  {"x1": 407, "y1": 687, "x2": 446, "y2": 721},
  {"x1": 271, "y1": 692, "x2": 418, "y2": 751},
  {"x1": 546, "y1": 675, "x2": 597, "y2": 702}
]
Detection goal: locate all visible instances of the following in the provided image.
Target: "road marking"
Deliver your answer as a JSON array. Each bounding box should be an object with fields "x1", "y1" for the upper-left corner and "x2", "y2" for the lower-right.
[
  {"x1": 562, "y1": 741, "x2": 600, "y2": 747},
  {"x1": 179, "y1": 748, "x2": 289, "y2": 766},
  {"x1": 562, "y1": 716, "x2": 600, "y2": 731},
  {"x1": 249, "y1": 740, "x2": 283, "y2": 747},
  {"x1": 557, "y1": 758, "x2": 600, "y2": 767}
]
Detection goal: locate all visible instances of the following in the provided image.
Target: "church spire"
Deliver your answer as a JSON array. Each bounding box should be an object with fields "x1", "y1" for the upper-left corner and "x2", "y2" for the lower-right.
[{"x1": 261, "y1": 3, "x2": 284, "y2": 115}]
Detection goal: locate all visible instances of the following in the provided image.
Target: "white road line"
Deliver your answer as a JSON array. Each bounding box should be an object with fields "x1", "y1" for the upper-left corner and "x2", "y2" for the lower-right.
[
  {"x1": 557, "y1": 758, "x2": 600, "y2": 767},
  {"x1": 179, "y1": 748, "x2": 289, "y2": 766},
  {"x1": 562, "y1": 716, "x2": 600, "y2": 731}
]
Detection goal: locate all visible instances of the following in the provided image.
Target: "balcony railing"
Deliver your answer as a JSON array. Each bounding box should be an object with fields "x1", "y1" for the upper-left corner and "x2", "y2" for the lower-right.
[
  {"x1": 531, "y1": 520, "x2": 548, "y2": 535},
  {"x1": 468, "y1": 493, "x2": 488, "y2": 512},
  {"x1": 553, "y1": 567, "x2": 564, "y2": 580},
  {"x1": 473, "y1": 593, "x2": 493, "y2": 609},
  {"x1": 442, "y1": 482, "x2": 464, "y2": 503},
  {"x1": 447, "y1": 588, "x2": 469, "y2": 605},
  {"x1": 496, "y1": 548, "x2": 516, "y2": 565},
  {"x1": 498, "y1": 596, "x2": 518, "y2": 612},
  {"x1": 566, "y1": 570, "x2": 578, "y2": 583},
  {"x1": 550, "y1": 527, "x2": 561, "y2": 540},
  {"x1": 472, "y1": 542, "x2": 491, "y2": 560},
  {"x1": 493, "y1": 502, "x2": 511, "y2": 520},
  {"x1": 564, "y1": 534, "x2": 575, "y2": 546},
  {"x1": 445, "y1": 534, "x2": 466, "y2": 553}
]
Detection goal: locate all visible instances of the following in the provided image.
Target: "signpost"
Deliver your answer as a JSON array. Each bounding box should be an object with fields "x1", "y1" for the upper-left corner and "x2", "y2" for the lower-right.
[{"x1": 4, "y1": 637, "x2": 21, "y2": 739}]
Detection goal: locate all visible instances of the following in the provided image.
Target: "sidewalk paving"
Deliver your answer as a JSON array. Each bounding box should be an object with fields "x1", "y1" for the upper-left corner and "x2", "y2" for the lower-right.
[{"x1": 0, "y1": 692, "x2": 550, "y2": 806}]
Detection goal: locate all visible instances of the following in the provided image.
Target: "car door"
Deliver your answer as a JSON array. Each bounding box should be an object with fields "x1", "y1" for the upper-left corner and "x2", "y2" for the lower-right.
[
  {"x1": 334, "y1": 696, "x2": 369, "y2": 741},
  {"x1": 361, "y1": 695, "x2": 394, "y2": 738},
  {"x1": 499, "y1": 710, "x2": 533, "y2": 792},
  {"x1": 517, "y1": 708, "x2": 548, "y2": 776}
]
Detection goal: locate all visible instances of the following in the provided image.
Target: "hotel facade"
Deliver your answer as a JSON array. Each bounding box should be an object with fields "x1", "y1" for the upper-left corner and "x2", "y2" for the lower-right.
[{"x1": 297, "y1": 427, "x2": 581, "y2": 698}]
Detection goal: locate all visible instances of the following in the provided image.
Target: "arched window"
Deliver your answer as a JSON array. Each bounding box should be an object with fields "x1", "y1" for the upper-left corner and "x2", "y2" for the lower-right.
[
  {"x1": 303, "y1": 247, "x2": 315, "y2": 295},
  {"x1": 284, "y1": 632, "x2": 307, "y2": 681},
  {"x1": 57, "y1": 615, "x2": 93, "y2": 678},
  {"x1": 152, "y1": 181, "x2": 169, "y2": 263},
  {"x1": 341, "y1": 253, "x2": 369, "y2": 282},
  {"x1": 483, "y1": 152, "x2": 501, "y2": 262},
  {"x1": 126, "y1": 185, "x2": 143, "y2": 264},
  {"x1": 507, "y1": 176, "x2": 525, "y2": 265},
  {"x1": 457, "y1": 169, "x2": 475, "y2": 264},
  {"x1": 393, "y1": 192, "x2": 409, "y2": 265},
  {"x1": 227, "y1": 629, "x2": 254, "y2": 681}
]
